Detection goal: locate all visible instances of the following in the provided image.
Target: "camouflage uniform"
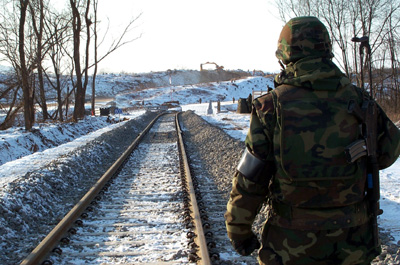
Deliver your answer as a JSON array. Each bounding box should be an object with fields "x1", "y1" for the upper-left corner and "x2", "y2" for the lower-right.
[{"x1": 225, "y1": 16, "x2": 400, "y2": 265}]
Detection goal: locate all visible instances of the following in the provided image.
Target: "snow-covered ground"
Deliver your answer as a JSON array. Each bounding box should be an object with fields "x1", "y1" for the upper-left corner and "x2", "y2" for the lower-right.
[
  {"x1": 0, "y1": 74, "x2": 399, "y2": 247},
  {"x1": 0, "y1": 111, "x2": 145, "y2": 190}
]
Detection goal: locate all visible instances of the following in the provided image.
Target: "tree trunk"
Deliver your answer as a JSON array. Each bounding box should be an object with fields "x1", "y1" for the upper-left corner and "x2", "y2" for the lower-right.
[
  {"x1": 36, "y1": 0, "x2": 49, "y2": 120},
  {"x1": 30, "y1": 0, "x2": 49, "y2": 121},
  {"x1": 91, "y1": 0, "x2": 98, "y2": 116},
  {"x1": 54, "y1": 62, "x2": 63, "y2": 121},
  {"x1": 70, "y1": 0, "x2": 85, "y2": 121},
  {"x1": 19, "y1": 0, "x2": 35, "y2": 131},
  {"x1": 83, "y1": 0, "x2": 91, "y2": 103}
]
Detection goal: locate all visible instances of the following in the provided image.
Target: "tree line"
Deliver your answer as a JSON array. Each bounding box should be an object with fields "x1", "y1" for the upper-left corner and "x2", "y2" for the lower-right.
[
  {"x1": 274, "y1": 0, "x2": 400, "y2": 119},
  {"x1": 0, "y1": 0, "x2": 140, "y2": 130}
]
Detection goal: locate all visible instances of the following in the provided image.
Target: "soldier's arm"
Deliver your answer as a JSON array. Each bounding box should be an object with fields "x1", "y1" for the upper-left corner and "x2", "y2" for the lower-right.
[
  {"x1": 376, "y1": 105, "x2": 400, "y2": 169},
  {"x1": 225, "y1": 94, "x2": 276, "y2": 241},
  {"x1": 225, "y1": 171, "x2": 268, "y2": 240}
]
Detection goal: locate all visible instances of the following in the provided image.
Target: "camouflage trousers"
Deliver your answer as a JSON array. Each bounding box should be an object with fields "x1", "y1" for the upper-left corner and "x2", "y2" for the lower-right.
[{"x1": 258, "y1": 220, "x2": 381, "y2": 265}]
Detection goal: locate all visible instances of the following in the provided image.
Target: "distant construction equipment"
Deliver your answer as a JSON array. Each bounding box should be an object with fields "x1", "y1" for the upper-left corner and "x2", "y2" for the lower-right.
[
  {"x1": 252, "y1": 70, "x2": 265, "y2": 76},
  {"x1": 200, "y1": 62, "x2": 224, "y2": 71}
]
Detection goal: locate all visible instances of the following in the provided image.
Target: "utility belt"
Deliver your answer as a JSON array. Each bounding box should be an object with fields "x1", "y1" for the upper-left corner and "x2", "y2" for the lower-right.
[{"x1": 268, "y1": 200, "x2": 370, "y2": 230}]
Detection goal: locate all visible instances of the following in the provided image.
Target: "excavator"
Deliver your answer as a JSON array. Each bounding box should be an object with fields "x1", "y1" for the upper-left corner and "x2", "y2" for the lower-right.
[
  {"x1": 200, "y1": 62, "x2": 224, "y2": 71},
  {"x1": 252, "y1": 70, "x2": 265, "y2": 76}
]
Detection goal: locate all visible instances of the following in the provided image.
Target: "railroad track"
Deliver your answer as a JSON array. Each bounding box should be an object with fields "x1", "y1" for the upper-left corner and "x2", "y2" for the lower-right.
[
  {"x1": 178, "y1": 114, "x2": 259, "y2": 265},
  {"x1": 20, "y1": 113, "x2": 213, "y2": 265}
]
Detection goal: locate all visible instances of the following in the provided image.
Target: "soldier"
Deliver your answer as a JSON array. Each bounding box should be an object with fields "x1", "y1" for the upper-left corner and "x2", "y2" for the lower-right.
[{"x1": 225, "y1": 16, "x2": 400, "y2": 264}]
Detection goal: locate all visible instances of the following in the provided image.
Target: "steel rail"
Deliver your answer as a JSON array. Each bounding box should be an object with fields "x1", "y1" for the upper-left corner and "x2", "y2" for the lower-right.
[
  {"x1": 20, "y1": 113, "x2": 164, "y2": 265},
  {"x1": 175, "y1": 112, "x2": 212, "y2": 265}
]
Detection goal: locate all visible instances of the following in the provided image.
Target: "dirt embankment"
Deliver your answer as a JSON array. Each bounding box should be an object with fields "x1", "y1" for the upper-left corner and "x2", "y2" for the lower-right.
[
  {"x1": 142, "y1": 70, "x2": 250, "y2": 89},
  {"x1": 102, "y1": 69, "x2": 252, "y2": 96}
]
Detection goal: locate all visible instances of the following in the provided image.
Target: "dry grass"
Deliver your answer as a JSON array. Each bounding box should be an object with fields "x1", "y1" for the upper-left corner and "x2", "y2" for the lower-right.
[
  {"x1": 387, "y1": 111, "x2": 400, "y2": 124},
  {"x1": 378, "y1": 100, "x2": 400, "y2": 124},
  {"x1": 381, "y1": 105, "x2": 400, "y2": 123}
]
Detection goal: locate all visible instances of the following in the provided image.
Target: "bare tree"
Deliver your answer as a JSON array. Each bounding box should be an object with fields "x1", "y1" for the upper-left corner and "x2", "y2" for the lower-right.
[
  {"x1": 69, "y1": 0, "x2": 85, "y2": 121},
  {"x1": 0, "y1": 3, "x2": 23, "y2": 129},
  {"x1": 29, "y1": 0, "x2": 49, "y2": 120},
  {"x1": 1, "y1": 0, "x2": 41, "y2": 130},
  {"x1": 19, "y1": 0, "x2": 36, "y2": 130},
  {"x1": 43, "y1": 8, "x2": 72, "y2": 121},
  {"x1": 273, "y1": 0, "x2": 400, "y2": 109},
  {"x1": 88, "y1": 2, "x2": 142, "y2": 115},
  {"x1": 377, "y1": 1, "x2": 400, "y2": 113},
  {"x1": 82, "y1": 0, "x2": 91, "y2": 117},
  {"x1": 1, "y1": 0, "x2": 142, "y2": 127},
  {"x1": 388, "y1": 13, "x2": 400, "y2": 109},
  {"x1": 0, "y1": 76, "x2": 23, "y2": 130},
  {"x1": 275, "y1": 0, "x2": 314, "y2": 21},
  {"x1": 46, "y1": 0, "x2": 141, "y2": 121},
  {"x1": 91, "y1": 0, "x2": 98, "y2": 115}
]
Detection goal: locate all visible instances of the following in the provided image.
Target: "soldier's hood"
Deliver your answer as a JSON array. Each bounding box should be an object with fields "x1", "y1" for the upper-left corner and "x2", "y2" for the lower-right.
[{"x1": 274, "y1": 57, "x2": 350, "y2": 91}]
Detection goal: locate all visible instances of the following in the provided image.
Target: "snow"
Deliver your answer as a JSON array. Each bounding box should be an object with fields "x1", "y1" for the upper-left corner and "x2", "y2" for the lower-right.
[
  {"x1": 0, "y1": 111, "x2": 145, "y2": 189},
  {"x1": 379, "y1": 158, "x2": 400, "y2": 240},
  {"x1": 0, "y1": 72, "x2": 399, "y2": 246}
]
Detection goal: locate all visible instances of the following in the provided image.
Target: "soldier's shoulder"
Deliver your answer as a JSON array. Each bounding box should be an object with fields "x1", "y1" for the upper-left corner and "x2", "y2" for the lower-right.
[
  {"x1": 347, "y1": 83, "x2": 369, "y2": 99},
  {"x1": 254, "y1": 92, "x2": 274, "y2": 113}
]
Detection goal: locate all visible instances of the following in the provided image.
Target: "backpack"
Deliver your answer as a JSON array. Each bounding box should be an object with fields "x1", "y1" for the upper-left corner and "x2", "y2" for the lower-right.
[{"x1": 270, "y1": 84, "x2": 367, "y2": 209}]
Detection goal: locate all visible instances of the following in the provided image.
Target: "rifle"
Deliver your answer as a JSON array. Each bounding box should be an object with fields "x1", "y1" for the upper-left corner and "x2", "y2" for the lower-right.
[{"x1": 345, "y1": 36, "x2": 382, "y2": 248}]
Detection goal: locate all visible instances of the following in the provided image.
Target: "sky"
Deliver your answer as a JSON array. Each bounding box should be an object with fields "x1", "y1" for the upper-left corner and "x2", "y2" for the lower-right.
[{"x1": 95, "y1": 0, "x2": 284, "y2": 74}]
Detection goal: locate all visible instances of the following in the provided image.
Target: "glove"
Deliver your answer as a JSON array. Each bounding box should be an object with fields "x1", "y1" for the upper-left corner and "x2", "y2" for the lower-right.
[{"x1": 230, "y1": 233, "x2": 260, "y2": 256}]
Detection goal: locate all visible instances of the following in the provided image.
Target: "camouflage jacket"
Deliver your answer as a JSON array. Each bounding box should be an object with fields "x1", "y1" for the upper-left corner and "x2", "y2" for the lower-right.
[{"x1": 225, "y1": 57, "x2": 400, "y2": 240}]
